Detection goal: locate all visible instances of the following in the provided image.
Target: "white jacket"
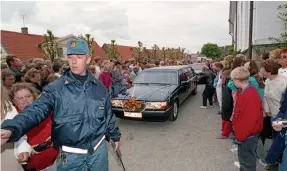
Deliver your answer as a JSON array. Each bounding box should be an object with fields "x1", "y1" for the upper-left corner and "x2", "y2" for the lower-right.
[
  {"x1": 2, "y1": 103, "x2": 31, "y2": 159},
  {"x1": 263, "y1": 75, "x2": 287, "y2": 116}
]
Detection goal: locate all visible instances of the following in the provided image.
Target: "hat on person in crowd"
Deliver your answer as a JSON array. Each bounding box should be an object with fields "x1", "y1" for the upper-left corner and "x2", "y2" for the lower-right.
[{"x1": 66, "y1": 40, "x2": 89, "y2": 55}]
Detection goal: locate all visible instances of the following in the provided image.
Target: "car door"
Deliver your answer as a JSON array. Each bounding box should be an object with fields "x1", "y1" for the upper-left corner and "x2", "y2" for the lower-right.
[{"x1": 178, "y1": 69, "x2": 189, "y2": 104}]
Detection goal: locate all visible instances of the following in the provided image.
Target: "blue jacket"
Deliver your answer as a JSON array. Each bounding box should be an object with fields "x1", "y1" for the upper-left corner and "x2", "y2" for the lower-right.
[
  {"x1": 274, "y1": 87, "x2": 287, "y2": 121},
  {"x1": 1, "y1": 69, "x2": 121, "y2": 150}
]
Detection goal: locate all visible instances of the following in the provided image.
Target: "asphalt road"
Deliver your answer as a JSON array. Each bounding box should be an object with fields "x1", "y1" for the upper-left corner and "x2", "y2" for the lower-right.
[{"x1": 108, "y1": 85, "x2": 265, "y2": 171}]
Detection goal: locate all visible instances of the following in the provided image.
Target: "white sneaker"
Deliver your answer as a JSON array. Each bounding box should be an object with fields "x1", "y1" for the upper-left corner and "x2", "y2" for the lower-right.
[
  {"x1": 209, "y1": 105, "x2": 214, "y2": 108},
  {"x1": 259, "y1": 159, "x2": 268, "y2": 167},
  {"x1": 234, "y1": 161, "x2": 240, "y2": 168},
  {"x1": 200, "y1": 106, "x2": 207, "y2": 109},
  {"x1": 231, "y1": 144, "x2": 238, "y2": 153}
]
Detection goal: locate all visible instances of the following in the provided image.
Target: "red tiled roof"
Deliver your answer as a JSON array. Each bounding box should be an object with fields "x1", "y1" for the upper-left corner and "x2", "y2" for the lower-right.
[
  {"x1": 1, "y1": 30, "x2": 108, "y2": 61},
  {"x1": 102, "y1": 43, "x2": 137, "y2": 61},
  {"x1": 92, "y1": 42, "x2": 108, "y2": 60},
  {"x1": 1, "y1": 30, "x2": 45, "y2": 61}
]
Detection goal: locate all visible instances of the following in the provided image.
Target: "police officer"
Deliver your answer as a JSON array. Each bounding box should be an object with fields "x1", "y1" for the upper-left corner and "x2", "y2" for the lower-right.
[{"x1": 1, "y1": 40, "x2": 121, "y2": 171}]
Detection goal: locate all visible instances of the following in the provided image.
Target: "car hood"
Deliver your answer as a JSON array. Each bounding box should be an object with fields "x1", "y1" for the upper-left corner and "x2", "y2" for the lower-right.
[{"x1": 115, "y1": 84, "x2": 177, "y2": 101}]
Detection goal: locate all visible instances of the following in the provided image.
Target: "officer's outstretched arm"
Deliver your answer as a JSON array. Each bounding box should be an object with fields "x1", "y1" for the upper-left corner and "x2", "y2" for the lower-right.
[
  {"x1": 105, "y1": 95, "x2": 121, "y2": 142},
  {"x1": 1, "y1": 86, "x2": 55, "y2": 142}
]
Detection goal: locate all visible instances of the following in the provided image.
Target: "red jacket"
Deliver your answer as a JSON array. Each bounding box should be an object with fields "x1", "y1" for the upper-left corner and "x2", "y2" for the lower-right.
[
  {"x1": 99, "y1": 71, "x2": 112, "y2": 90},
  {"x1": 17, "y1": 108, "x2": 59, "y2": 171},
  {"x1": 232, "y1": 85, "x2": 263, "y2": 142}
]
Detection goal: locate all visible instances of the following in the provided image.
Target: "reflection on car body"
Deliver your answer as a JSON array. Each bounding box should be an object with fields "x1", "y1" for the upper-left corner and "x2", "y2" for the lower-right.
[{"x1": 111, "y1": 65, "x2": 198, "y2": 121}]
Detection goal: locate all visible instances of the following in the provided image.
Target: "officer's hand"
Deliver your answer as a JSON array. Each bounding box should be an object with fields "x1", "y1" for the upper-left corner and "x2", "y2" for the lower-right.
[
  {"x1": 115, "y1": 141, "x2": 120, "y2": 151},
  {"x1": 1, "y1": 129, "x2": 12, "y2": 145},
  {"x1": 272, "y1": 121, "x2": 284, "y2": 131},
  {"x1": 18, "y1": 152, "x2": 29, "y2": 163}
]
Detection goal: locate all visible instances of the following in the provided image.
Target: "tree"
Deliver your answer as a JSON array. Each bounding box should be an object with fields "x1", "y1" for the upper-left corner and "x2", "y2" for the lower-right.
[
  {"x1": 79, "y1": 33, "x2": 94, "y2": 55},
  {"x1": 132, "y1": 41, "x2": 145, "y2": 63},
  {"x1": 161, "y1": 47, "x2": 168, "y2": 60},
  {"x1": 269, "y1": 3, "x2": 287, "y2": 48},
  {"x1": 200, "y1": 43, "x2": 221, "y2": 58},
  {"x1": 175, "y1": 47, "x2": 185, "y2": 60},
  {"x1": 151, "y1": 44, "x2": 160, "y2": 60},
  {"x1": 40, "y1": 30, "x2": 61, "y2": 62},
  {"x1": 180, "y1": 48, "x2": 185, "y2": 59},
  {"x1": 107, "y1": 40, "x2": 120, "y2": 60},
  {"x1": 168, "y1": 48, "x2": 175, "y2": 60}
]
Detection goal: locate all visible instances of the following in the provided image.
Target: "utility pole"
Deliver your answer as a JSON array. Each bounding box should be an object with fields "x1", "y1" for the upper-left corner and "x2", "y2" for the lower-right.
[{"x1": 248, "y1": 1, "x2": 254, "y2": 59}]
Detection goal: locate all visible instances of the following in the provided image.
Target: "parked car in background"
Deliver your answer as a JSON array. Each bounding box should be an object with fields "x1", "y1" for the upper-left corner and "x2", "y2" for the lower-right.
[
  {"x1": 111, "y1": 65, "x2": 198, "y2": 121},
  {"x1": 189, "y1": 63, "x2": 208, "y2": 84}
]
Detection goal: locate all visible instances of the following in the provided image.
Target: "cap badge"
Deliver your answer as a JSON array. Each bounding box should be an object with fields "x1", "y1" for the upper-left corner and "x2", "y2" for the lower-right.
[{"x1": 70, "y1": 41, "x2": 76, "y2": 48}]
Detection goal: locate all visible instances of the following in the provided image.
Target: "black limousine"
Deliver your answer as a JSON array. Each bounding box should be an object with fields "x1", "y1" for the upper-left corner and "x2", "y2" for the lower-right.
[{"x1": 111, "y1": 65, "x2": 198, "y2": 121}]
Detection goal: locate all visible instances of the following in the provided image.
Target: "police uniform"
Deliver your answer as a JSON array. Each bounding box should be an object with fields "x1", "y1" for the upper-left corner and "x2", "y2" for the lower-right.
[{"x1": 1, "y1": 40, "x2": 121, "y2": 171}]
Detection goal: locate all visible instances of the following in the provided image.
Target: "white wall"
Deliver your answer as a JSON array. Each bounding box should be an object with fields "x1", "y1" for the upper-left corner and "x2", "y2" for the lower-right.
[
  {"x1": 253, "y1": 1, "x2": 284, "y2": 45},
  {"x1": 235, "y1": 1, "x2": 284, "y2": 51}
]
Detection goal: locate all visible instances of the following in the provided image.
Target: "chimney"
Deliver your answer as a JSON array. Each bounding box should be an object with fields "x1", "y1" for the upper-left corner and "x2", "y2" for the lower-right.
[{"x1": 21, "y1": 27, "x2": 28, "y2": 34}]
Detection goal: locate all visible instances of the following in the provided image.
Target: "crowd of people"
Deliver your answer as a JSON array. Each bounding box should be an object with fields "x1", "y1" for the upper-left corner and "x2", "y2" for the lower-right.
[
  {"x1": 1, "y1": 39, "x2": 287, "y2": 171},
  {"x1": 0, "y1": 39, "x2": 196, "y2": 171},
  {"x1": 200, "y1": 50, "x2": 287, "y2": 171}
]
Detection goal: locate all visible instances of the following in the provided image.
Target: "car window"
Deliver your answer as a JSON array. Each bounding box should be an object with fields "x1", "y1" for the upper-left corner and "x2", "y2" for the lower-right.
[
  {"x1": 179, "y1": 69, "x2": 188, "y2": 82},
  {"x1": 134, "y1": 71, "x2": 178, "y2": 85},
  {"x1": 182, "y1": 68, "x2": 192, "y2": 80}
]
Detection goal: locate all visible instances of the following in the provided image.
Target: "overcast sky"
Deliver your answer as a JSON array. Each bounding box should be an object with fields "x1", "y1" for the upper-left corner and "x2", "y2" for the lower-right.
[{"x1": 1, "y1": 1, "x2": 231, "y2": 53}]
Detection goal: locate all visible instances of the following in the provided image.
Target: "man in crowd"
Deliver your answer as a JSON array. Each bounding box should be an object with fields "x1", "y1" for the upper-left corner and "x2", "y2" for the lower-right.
[
  {"x1": 6, "y1": 55, "x2": 24, "y2": 82},
  {"x1": 1, "y1": 40, "x2": 121, "y2": 171},
  {"x1": 52, "y1": 62, "x2": 64, "y2": 78}
]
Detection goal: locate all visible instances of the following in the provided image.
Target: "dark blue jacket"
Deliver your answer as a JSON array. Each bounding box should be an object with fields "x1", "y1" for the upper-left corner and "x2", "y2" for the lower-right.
[
  {"x1": 274, "y1": 87, "x2": 287, "y2": 120},
  {"x1": 1, "y1": 69, "x2": 121, "y2": 150}
]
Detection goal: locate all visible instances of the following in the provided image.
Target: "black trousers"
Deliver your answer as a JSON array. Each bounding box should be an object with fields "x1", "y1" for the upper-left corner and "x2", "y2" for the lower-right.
[{"x1": 202, "y1": 87, "x2": 215, "y2": 106}]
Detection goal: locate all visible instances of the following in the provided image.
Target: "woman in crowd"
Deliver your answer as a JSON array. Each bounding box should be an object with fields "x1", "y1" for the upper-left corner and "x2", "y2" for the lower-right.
[
  {"x1": 99, "y1": 61, "x2": 113, "y2": 95},
  {"x1": 261, "y1": 59, "x2": 287, "y2": 118},
  {"x1": 212, "y1": 62, "x2": 224, "y2": 115},
  {"x1": 1, "y1": 85, "x2": 31, "y2": 171},
  {"x1": 2, "y1": 71, "x2": 16, "y2": 90},
  {"x1": 112, "y1": 61, "x2": 124, "y2": 96},
  {"x1": 200, "y1": 66, "x2": 216, "y2": 109},
  {"x1": 279, "y1": 48, "x2": 287, "y2": 77},
  {"x1": 24, "y1": 68, "x2": 45, "y2": 93},
  {"x1": 10, "y1": 83, "x2": 58, "y2": 171}
]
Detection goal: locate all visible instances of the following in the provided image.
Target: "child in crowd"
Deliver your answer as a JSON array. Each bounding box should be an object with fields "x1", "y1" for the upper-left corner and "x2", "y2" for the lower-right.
[
  {"x1": 230, "y1": 67, "x2": 263, "y2": 171},
  {"x1": 217, "y1": 70, "x2": 233, "y2": 139}
]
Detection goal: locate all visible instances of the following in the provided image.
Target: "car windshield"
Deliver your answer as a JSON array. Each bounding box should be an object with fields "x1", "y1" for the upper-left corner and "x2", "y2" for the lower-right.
[
  {"x1": 133, "y1": 71, "x2": 178, "y2": 85},
  {"x1": 191, "y1": 64, "x2": 206, "y2": 70}
]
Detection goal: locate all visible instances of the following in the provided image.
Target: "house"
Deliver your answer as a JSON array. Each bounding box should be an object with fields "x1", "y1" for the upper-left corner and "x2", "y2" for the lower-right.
[
  {"x1": 1, "y1": 27, "x2": 108, "y2": 62},
  {"x1": 229, "y1": 1, "x2": 285, "y2": 59},
  {"x1": 102, "y1": 43, "x2": 183, "y2": 61}
]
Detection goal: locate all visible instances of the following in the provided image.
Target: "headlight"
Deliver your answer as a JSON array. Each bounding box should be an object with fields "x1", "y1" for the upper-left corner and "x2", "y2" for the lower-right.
[
  {"x1": 111, "y1": 100, "x2": 123, "y2": 107},
  {"x1": 145, "y1": 102, "x2": 168, "y2": 109}
]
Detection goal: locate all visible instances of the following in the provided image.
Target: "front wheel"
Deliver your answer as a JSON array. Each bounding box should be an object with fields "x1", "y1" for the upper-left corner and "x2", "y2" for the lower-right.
[{"x1": 169, "y1": 101, "x2": 179, "y2": 121}]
